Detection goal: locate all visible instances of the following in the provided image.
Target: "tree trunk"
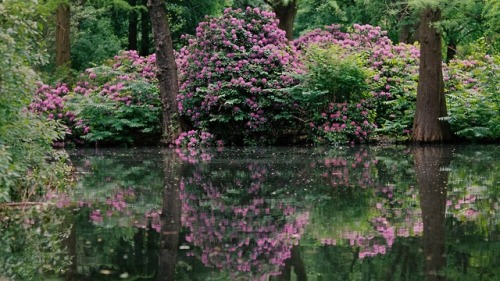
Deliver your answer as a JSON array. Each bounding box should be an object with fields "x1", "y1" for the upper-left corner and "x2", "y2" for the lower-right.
[
  {"x1": 128, "y1": 0, "x2": 138, "y2": 50},
  {"x1": 266, "y1": 0, "x2": 298, "y2": 40},
  {"x1": 147, "y1": 0, "x2": 182, "y2": 144},
  {"x1": 414, "y1": 146, "x2": 451, "y2": 281},
  {"x1": 56, "y1": 3, "x2": 71, "y2": 67},
  {"x1": 446, "y1": 37, "x2": 457, "y2": 62},
  {"x1": 140, "y1": 0, "x2": 152, "y2": 56},
  {"x1": 412, "y1": 8, "x2": 452, "y2": 143}
]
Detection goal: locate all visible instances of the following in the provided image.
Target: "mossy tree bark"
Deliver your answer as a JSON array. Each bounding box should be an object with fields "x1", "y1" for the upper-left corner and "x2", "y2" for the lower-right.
[
  {"x1": 412, "y1": 7, "x2": 452, "y2": 143},
  {"x1": 147, "y1": 0, "x2": 182, "y2": 144}
]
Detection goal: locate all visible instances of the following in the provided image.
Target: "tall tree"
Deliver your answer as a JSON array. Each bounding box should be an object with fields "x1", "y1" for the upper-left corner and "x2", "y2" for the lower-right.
[
  {"x1": 55, "y1": 2, "x2": 71, "y2": 67},
  {"x1": 263, "y1": 0, "x2": 299, "y2": 40},
  {"x1": 411, "y1": 6, "x2": 452, "y2": 143},
  {"x1": 147, "y1": 0, "x2": 183, "y2": 144}
]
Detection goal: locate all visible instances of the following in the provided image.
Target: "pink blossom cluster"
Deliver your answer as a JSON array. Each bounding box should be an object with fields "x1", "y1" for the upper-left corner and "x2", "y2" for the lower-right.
[
  {"x1": 29, "y1": 82, "x2": 88, "y2": 145},
  {"x1": 176, "y1": 7, "x2": 302, "y2": 144},
  {"x1": 173, "y1": 130, "x2": 215, "y2": 147}
]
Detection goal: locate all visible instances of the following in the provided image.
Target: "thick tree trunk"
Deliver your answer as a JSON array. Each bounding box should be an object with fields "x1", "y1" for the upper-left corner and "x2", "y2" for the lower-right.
[
  {"x1": 266, "y1": 0, "x2": 298, "y2": 40},
  {"x1": 128, "y1": 0, "x2": 138, "y2": 50},
  {"x1": 412, "y1": 8, "x2": 452, "y2": 143},
  {"x1": 140, "y1": 0, "x2": 152, "y2": 56},
  {"x1": 147, "y1": 0, "x2": 182, "y2": 144},
  {"x1": 156, "y1": 150, "x2": 184, "y2": 281},
  {"x1": 56, "y1": 3, "x2": 71, "y2": 67},
  {"x1": 414, "y1": 146, "x2": 451, "y2": 281}
]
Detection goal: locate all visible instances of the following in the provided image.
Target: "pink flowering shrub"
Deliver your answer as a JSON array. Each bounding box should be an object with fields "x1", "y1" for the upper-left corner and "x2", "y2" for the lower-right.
[
  {"x1": 29, "y1": 83, "x2": 88, "y2": 146},
  {"x1": 31, "y1": 51, "x2": 162, "y2": 145},
  {"x1": 294, "y1": 24, "x2": 420, "y2": 141},
  {"x1": 176, "y1": 7, "x2": 302, "y2": 145}
]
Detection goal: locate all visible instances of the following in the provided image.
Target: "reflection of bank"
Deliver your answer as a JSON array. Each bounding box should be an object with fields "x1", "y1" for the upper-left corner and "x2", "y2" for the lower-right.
[{"x1": 414, "y1": 146, "x2": 452, "y2": 281}]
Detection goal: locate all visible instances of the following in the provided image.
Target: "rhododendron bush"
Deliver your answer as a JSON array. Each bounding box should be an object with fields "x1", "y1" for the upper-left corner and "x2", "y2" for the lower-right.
[
  {"x1": 176, "y1": 7, "x2": 302, "y2": 145},
  {"x1": 31, "y1": 51, "x2": 162, "y2": 146}
]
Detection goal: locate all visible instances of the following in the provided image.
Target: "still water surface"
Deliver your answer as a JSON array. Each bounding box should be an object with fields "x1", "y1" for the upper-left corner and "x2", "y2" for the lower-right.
[{"x1": 5, "y1": 145, "x2": 500, "y2": 280}]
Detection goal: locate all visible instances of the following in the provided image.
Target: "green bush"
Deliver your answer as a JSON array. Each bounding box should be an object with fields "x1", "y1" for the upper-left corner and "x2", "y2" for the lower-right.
[
  {"x1": 0, "y1": 0, "x2": 73, "y2": 203},
  {"x1": 302, "y1": 44, "x2": 370, "y2": 104},
  {"x1": 444, "y1": 41, "x2": 500, "y2": 140}
]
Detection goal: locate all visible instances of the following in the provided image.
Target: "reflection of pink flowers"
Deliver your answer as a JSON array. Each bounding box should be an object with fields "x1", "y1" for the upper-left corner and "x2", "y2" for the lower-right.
[{"x1": 180, "y1": 162, "x2": 310, "y2": 279}]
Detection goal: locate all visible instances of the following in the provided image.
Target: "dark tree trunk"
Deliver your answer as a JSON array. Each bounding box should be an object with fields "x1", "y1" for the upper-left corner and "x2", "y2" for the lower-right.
[
  {"x1": 156, "y1": 149, "x2": 184, "y2": 281},
  {"x1": 147, "y1": 0, "x2": 182, "y2": 144},
  {"x1": 140, "y1": 0, "x2": 152, "y2": 56},
  {"x1": 56, "y1": 3, "x2": 71, "y2": 67},
  {"x1": 128, "y1": 0, "x2": 138, "y2": 50},
  {"x1": 265, "y1": 0, "x2": 298, "y2": 40},
  {"x1": 446, "y1": 37, "x2": 457, "y2": 62},
  {"x1": 412, "y1": 8, "x2": 452, "y2": 143},
  {"x1": 414, "y1": 146, "x2": 451, "y2": 281}
]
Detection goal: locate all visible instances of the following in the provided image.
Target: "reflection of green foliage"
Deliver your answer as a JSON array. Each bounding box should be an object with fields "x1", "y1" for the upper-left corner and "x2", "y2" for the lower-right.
[
  {"x1": 70, "y1": 149, "x2": 164, "y2": 220},
  {"x1": 0, "y1": 207, "x2": 71, "y2": 280}
]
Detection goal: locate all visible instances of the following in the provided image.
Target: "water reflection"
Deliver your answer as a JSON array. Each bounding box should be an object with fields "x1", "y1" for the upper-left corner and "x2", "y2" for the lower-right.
[
  {"x1": 414, "y1": 146, "x2": 452, "y2": 281},
  {"x1": 1, "y1": 145, "x2": 498, "y2": 280}
]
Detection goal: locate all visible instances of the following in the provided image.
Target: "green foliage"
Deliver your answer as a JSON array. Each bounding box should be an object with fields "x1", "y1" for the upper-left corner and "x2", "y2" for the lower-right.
[
  {"x1": 0, "y1": 207, "x2": 71, "y2": 280},
  {"x1": 0, "y1": 0, "x2": 73, "y2": 203},
  {"x1": 71, "y1": 4, "x2": 124, "y2": 71},
  {"x1": 66, "y1": 53, "x2": 162, "y2": 145},
  {"x1": 444, "y1": 42, "x2": 500, "y2": 140},
  {"x1": 302, "y1": 44, "x2": 369, "y2": 103}
]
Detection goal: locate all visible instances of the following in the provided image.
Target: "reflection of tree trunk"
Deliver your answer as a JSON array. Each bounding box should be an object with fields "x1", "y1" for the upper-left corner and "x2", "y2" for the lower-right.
[
  {"x1": 156, "y1": 150, "x2": 184, "y2": 281},
  {"x1": 414, "y1": 146, "x2": 451, "y2": 281},
  {"x1": 63, "y1": 212, "x2": 77, "y2": 281},
  {"x1": 272, "y1": 245, "x2": 307, "y2": 281}
]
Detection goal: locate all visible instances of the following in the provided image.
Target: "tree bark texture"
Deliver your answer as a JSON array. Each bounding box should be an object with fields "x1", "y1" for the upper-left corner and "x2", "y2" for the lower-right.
[
  {"x1": 128, "y1": 0, "x2": 138, "y2": 50},
  {"x1": 56, "y1": 3, "x2": 71, "y2": 67},
  {"x1": 156, "y1": 150, "x2": 184, "y2": 281},
  {"x1": 412, "y1": 8, "x2": 452, "y2": 143},
  {"x1": 265, "y1": 0, "x2": 298, "y2": 40},
  {"x1": 414, "y1": 146, "x2": 451, "y2": 281},
  {"x1": 147, "y1": 0, "x2": 182, "y2": 144}
]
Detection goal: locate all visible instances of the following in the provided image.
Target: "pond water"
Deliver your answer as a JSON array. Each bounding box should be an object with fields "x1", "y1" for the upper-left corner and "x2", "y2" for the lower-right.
[{"x1": 1, "y1": 145, "x2": 499, "y2": 280}]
